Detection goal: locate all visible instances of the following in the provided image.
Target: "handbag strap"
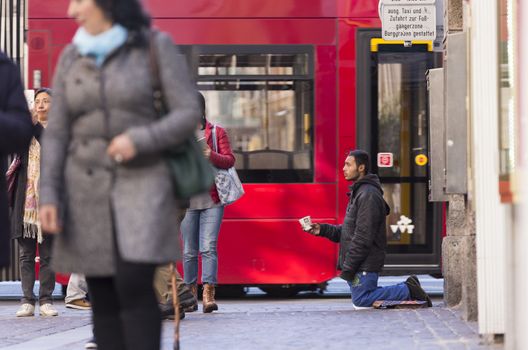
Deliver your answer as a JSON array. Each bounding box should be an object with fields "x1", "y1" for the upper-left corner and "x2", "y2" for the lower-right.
[
  {"x1": 148, "y1": 30, "x2": 166, "y2": 118},
  {"x1": 212, "y1": 125, "x2": 218, "y2": 153}
]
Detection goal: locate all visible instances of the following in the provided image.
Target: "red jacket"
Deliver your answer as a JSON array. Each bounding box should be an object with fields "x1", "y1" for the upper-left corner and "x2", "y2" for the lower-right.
[{"x1": 204, "y1": 122, "x2": 235, "y2": 203}]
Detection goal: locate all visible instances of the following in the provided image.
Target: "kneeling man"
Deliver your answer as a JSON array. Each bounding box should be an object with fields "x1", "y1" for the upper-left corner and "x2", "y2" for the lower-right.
[{"x1": 304, "y1": 150, "x2": 431, "y2": 307}]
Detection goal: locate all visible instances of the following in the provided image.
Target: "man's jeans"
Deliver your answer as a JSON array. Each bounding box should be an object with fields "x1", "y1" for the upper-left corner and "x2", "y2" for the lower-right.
[
  {"x1": 65, "y1": 273, "x2": 88, "y2": 304},
  {"x1": 347, "y1": 272, "x2": 410, "y2": 307},
  {"x1": 18, "y1": 237, "x2": 55, "y2": 305},
  {"x1": 181, "y1": 206, "x2": 224, "y2": 285}
]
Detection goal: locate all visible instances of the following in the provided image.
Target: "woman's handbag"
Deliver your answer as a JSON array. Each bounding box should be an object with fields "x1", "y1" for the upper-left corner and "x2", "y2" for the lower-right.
[
  {"x1": 212, "y1": 125, "x2": 244, "y2": 205},
  {"x1": 6, "y1": 155, "x2": 21, "y2": 207},
  {"x1": 149, "y1": 31, "x2": 214, "y2": 199}
]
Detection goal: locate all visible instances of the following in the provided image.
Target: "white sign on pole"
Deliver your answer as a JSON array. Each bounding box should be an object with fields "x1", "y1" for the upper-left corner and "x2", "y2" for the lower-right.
[{"x1": 380, "y1": 0, "x2": 437, "y2": 42}]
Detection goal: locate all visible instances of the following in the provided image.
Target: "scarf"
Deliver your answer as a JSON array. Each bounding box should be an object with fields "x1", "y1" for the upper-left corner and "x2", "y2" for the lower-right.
[
  {"x1": 72, "y1": 24, "x2": 128, "y2": 66},
  {"x1": 23, "y1": 138, "x2": 42, "y2": 243}
]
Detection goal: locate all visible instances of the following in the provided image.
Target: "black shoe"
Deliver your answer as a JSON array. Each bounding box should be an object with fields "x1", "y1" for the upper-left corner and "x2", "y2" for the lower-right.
[
  {"x1": 178, "y1": 287, "x2": 198, "y2": 311},
  {"x1": 406, "y1": 275, "x2": 421, "y2": 287},
  {"x1": 169, "y1": 288, "x2": 198, "y2": 313},
  {"x1": 405, "y1": 279, "x2": 432, "y2": 307},
  {"x1": 184, "y1": 303, "x2": 198, "y2": 312},
  {"x1": 159, "y1": 302, "x2": 185, "y2": 320},
  {"x1": 85, "y1": 337, "x2": 97, "y2": 349}
]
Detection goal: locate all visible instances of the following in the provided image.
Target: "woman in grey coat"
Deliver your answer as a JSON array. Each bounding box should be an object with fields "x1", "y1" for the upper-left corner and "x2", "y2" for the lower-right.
[{"x1": 39, "y1": 0, "x2": 199, "y2": 348}]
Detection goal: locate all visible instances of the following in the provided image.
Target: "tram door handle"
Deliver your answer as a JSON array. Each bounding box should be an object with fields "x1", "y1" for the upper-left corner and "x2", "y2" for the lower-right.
[
  {"x1": 303, "y1": 113, "x2": 311, "y2": 144},
  {"x1": 417, "y1": 110, "x2": 425, "y2": 136}
]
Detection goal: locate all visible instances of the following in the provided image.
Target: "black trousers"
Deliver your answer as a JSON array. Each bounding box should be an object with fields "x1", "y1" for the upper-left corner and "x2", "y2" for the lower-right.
[
  {"x1": 86, "y1": 255, "x2": 160, "y2": 350},
  {"x1": 18, "y1": 236, "x2": 55, "y2": 305}
]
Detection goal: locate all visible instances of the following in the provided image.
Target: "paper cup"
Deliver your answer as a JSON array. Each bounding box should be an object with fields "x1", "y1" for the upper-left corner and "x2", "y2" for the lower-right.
[{"x1": 299, "y1": 216, "x2": 312, "y2": 231}]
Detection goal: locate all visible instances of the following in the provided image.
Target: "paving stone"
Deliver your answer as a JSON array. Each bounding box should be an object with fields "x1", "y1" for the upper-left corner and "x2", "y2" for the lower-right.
[{"x1": 0, "y1": 297, "x2": 504, "y2": 350}]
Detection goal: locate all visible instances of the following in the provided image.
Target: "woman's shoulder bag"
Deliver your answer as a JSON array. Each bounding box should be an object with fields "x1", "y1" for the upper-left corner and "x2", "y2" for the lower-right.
[
  {"x1": 149, "y1": 31, "x2": 214, "y2": 199},
  {"x1": 6, "y1": 155, "x2": 21, "y2": 207},
  {"x1": 212, "y1": 125, "x2": 244, "y2": 205}
]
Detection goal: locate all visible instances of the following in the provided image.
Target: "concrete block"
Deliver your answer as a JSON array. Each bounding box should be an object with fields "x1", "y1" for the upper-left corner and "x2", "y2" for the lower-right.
[
  {"x1": 442, "y1": 235, "x2": 463, "y2": 306},
  {"x1": 446, "y1": 195, "x2": 473, "y2": 236},
  {"x1": 442, "y1": 235, "x2": 477, "y2": 320},
  {"x1": 447, "y1": 0, "x2": 464, "y2": 32},
  {"x1": 461, "y1": 236, "x2": 478, "y2": 321}
]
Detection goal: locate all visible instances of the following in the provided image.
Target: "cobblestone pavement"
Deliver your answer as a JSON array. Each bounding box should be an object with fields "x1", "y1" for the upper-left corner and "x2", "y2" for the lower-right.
[{"x1": 0, "y1": 297, "x2": 503, "y2": 350}]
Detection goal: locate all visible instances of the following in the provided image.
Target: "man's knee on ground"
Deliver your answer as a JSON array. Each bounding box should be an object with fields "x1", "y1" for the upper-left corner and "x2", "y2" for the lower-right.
[{"x1": 351, "y1": 295, "x2": 372, "y2": 307}]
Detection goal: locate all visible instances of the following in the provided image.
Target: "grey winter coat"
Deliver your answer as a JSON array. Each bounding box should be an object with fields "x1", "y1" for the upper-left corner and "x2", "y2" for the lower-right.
[{"x1": 40, "y1": 31, "x2": 200, "y2": 276}]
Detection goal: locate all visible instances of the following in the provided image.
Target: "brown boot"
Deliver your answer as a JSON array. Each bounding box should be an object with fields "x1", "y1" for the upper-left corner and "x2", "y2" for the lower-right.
[
  {"x1": 202, "y1": 283, "x2": 218, "y2": 313},
  {"x1": 184, "y1": 284, "x2": 198, "y2": 312}
]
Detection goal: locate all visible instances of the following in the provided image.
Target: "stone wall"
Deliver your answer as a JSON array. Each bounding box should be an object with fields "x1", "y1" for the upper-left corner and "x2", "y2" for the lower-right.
[
  {"x1": 441, "y1": 0, "x2": 478, "y2": 322},
  {"x1": 442, "y1": 195, "x2": 477, "y2": 321}
]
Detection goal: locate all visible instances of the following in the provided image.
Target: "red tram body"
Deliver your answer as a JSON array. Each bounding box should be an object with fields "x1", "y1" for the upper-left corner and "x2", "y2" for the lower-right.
[{"x1": 28, "y1": 0, "x2": 443, "y2": 292}]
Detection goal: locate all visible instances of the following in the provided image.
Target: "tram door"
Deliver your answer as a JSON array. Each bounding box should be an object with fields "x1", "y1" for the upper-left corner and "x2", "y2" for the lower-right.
[{"x1": 356, "y1": 29, "x2": 443, "y2": 275}]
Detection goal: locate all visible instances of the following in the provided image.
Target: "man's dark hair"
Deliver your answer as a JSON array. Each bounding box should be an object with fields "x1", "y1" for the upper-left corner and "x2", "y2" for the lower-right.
[
  {"x1": 94, "y1": 0, "x2": 151, "y2": 32},
  {"x1": 35, "y1": 87, "x2": 52, "y2": 99},
  {"x1": 348, "y1": 149, "x2": 370, "y2": 174},
  {"x1": 197, "y1": 91, "x2": 206, "y2": 130}
]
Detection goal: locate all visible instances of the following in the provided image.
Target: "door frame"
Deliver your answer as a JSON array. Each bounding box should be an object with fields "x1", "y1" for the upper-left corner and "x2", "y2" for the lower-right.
[{"x1": 356, "y1": 28, "x2": 443, "y2": 275}]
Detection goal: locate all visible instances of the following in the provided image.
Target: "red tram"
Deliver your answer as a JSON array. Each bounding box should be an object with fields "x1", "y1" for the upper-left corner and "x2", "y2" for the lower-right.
[{"x1": 28, "y1": 0, "x2": 443, "y2": 294}]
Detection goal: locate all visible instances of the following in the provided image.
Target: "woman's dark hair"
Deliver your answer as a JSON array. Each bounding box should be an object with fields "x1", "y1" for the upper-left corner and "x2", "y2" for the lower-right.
[
  {"x1": 35, "y1": 87, "x2": 52, "y2": 99},
  {"x1": 94, "y1": 0, "x2": 151, "y2": 32},
  {"x1": 348, "y1": 149, "x2": 370, "y2": 174},
  {"x1": 197, "y1": 91, "x2": 207, "y2": 130}
]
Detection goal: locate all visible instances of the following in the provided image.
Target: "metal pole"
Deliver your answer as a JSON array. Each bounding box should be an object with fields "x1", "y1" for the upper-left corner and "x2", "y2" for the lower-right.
[{"x1": 471, "y1": 0, "x2": 507, "y2": 337}]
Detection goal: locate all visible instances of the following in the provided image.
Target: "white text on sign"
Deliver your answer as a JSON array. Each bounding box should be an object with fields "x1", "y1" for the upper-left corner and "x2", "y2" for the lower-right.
[{"x1": 381, "y1": 4, "x2": 436, "y2": 41}]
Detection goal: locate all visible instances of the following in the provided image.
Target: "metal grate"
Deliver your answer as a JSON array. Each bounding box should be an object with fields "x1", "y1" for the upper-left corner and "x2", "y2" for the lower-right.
[{"x1": 1, "y1": 0, "x2": 26, "y2": 66}]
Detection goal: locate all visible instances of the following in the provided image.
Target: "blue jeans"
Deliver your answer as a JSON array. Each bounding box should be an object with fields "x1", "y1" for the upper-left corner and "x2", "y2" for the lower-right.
[
  {"x1": 181, "y1": 207, "x2": 224, "y2": 285},
  {"x1": 347, "y1": 272, "x2": 410, "y2": 307}
]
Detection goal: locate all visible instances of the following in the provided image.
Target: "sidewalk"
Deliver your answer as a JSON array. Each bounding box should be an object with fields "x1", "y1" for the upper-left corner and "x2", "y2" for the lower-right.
[{"x1": 0, "y1": 298, "x2": 502, "y2": 350}]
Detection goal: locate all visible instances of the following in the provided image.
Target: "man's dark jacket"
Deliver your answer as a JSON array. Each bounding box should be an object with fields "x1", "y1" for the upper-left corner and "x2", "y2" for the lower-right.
[
  {"x1": 319, "y1": 174, "x2": 390, "y2": 281},
  {"x1": 0, "y1": 52, "x2": 33, "y2": 267}
]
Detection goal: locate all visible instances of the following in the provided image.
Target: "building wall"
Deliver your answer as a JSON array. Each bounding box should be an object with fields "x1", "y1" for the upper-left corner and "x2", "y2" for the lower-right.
[{"x1": 511, "y1": 1, "x2": 528, "y2": 348}]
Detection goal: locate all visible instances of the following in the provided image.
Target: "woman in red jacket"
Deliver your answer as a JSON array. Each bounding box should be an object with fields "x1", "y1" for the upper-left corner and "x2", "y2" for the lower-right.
[{"x1": 181, "y1": 92, "x2": 235, "y2": 313}]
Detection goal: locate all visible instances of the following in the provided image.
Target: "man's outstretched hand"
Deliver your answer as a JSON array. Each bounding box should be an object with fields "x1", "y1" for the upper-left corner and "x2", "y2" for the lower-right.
[{"x1": 305, "y1": 223, "x2": 321, "y2": 236}]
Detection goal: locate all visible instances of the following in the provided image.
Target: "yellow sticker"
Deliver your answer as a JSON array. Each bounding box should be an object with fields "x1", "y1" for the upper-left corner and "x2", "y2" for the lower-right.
[{"x1": 415, "y1": 154, "x2": 428, "y2": 166}]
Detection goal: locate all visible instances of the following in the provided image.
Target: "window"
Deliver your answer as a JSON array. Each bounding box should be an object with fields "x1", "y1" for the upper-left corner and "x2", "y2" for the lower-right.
[
  {"x1": 190, "y1": 46, "x2": 314, "y2": 183},
  {"x1": 374, "y1": 50, "x2": 433, "y2": 251}
]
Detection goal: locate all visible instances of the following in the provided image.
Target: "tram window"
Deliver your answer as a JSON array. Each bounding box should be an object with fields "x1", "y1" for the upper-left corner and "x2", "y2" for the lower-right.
[
  {"x1": 383, "y1": 183, "x2": 427, "y2": 246},
  {"x1": 376, "y1": 52, "x2": 431, "y2": 252},
  {"x1": 199, "y1": 53, "x2": 309, "y2": 76},
  {"x1": 377, "y1": 53, "x2": 430, "y2": 180},
  {"x1": 193, "y1": 48, "x2": 314, "y2": 183}
]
